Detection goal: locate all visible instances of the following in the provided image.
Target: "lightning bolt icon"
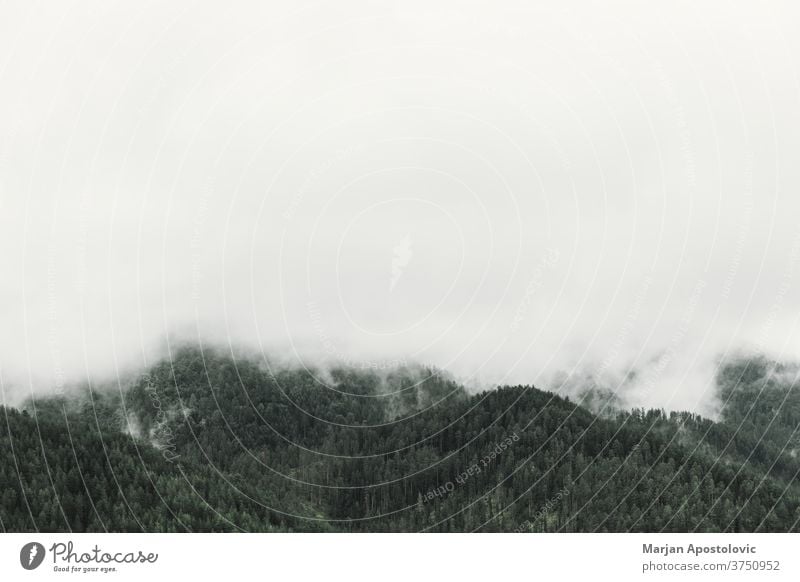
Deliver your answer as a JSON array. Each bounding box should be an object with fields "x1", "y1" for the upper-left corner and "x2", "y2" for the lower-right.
[{"x1": 28, "y1": 545, "x2": 38, "y2": 566}]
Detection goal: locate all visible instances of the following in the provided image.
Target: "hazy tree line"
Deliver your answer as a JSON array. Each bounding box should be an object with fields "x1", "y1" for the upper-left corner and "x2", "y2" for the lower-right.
[{"x1": 1, "y1": 348, "x2": 798, "y2": 532}]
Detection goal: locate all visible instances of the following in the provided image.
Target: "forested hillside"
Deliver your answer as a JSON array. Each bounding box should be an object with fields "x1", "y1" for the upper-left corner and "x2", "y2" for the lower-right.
[{"x1": 2, "y1": 347, "x2": 799, "y2": 532}]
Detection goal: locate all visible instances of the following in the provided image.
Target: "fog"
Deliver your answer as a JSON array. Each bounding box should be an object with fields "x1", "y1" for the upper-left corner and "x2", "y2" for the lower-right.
[{"x1": 2, "y1": 0, "x2": 800, "y2": 416}]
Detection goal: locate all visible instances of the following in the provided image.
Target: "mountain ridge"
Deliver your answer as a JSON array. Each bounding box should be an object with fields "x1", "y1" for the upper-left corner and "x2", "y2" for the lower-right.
[{"x1": 1, "y1": 346, "x2": 798, "y2": 532}]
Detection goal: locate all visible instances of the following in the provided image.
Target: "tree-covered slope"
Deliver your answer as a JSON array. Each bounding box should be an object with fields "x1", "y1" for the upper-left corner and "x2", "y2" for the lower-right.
[{"x1": 2, "y1": 347, "x2": 799, "y2": 532}]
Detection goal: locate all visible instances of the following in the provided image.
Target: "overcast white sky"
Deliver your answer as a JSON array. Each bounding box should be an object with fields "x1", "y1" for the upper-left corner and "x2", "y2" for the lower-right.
[{"x1": 1, "y1": 0, "x2": 800, "y2": 414}]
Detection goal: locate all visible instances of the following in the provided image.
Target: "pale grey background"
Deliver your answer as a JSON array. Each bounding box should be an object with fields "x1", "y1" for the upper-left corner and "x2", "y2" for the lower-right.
[{"x1": 1, "y1": 0, "x2": 799, "y2": 416}]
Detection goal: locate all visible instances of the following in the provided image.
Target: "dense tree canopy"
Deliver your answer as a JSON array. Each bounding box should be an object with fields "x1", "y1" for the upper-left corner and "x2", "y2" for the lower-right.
[{"x1": 2, "y1": 348, "x2": 798, "y2": 532}]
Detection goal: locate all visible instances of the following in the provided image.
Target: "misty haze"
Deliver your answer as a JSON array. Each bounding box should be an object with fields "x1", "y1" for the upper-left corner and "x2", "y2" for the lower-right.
[{"x1": 1, "y1": 0, "x2": 800, "y2": 534}]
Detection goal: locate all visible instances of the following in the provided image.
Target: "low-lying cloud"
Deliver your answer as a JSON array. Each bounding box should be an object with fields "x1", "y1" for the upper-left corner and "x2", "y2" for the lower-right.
[{"x1": 2, "y1": 0, "x2": 800, "y2": 416}]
